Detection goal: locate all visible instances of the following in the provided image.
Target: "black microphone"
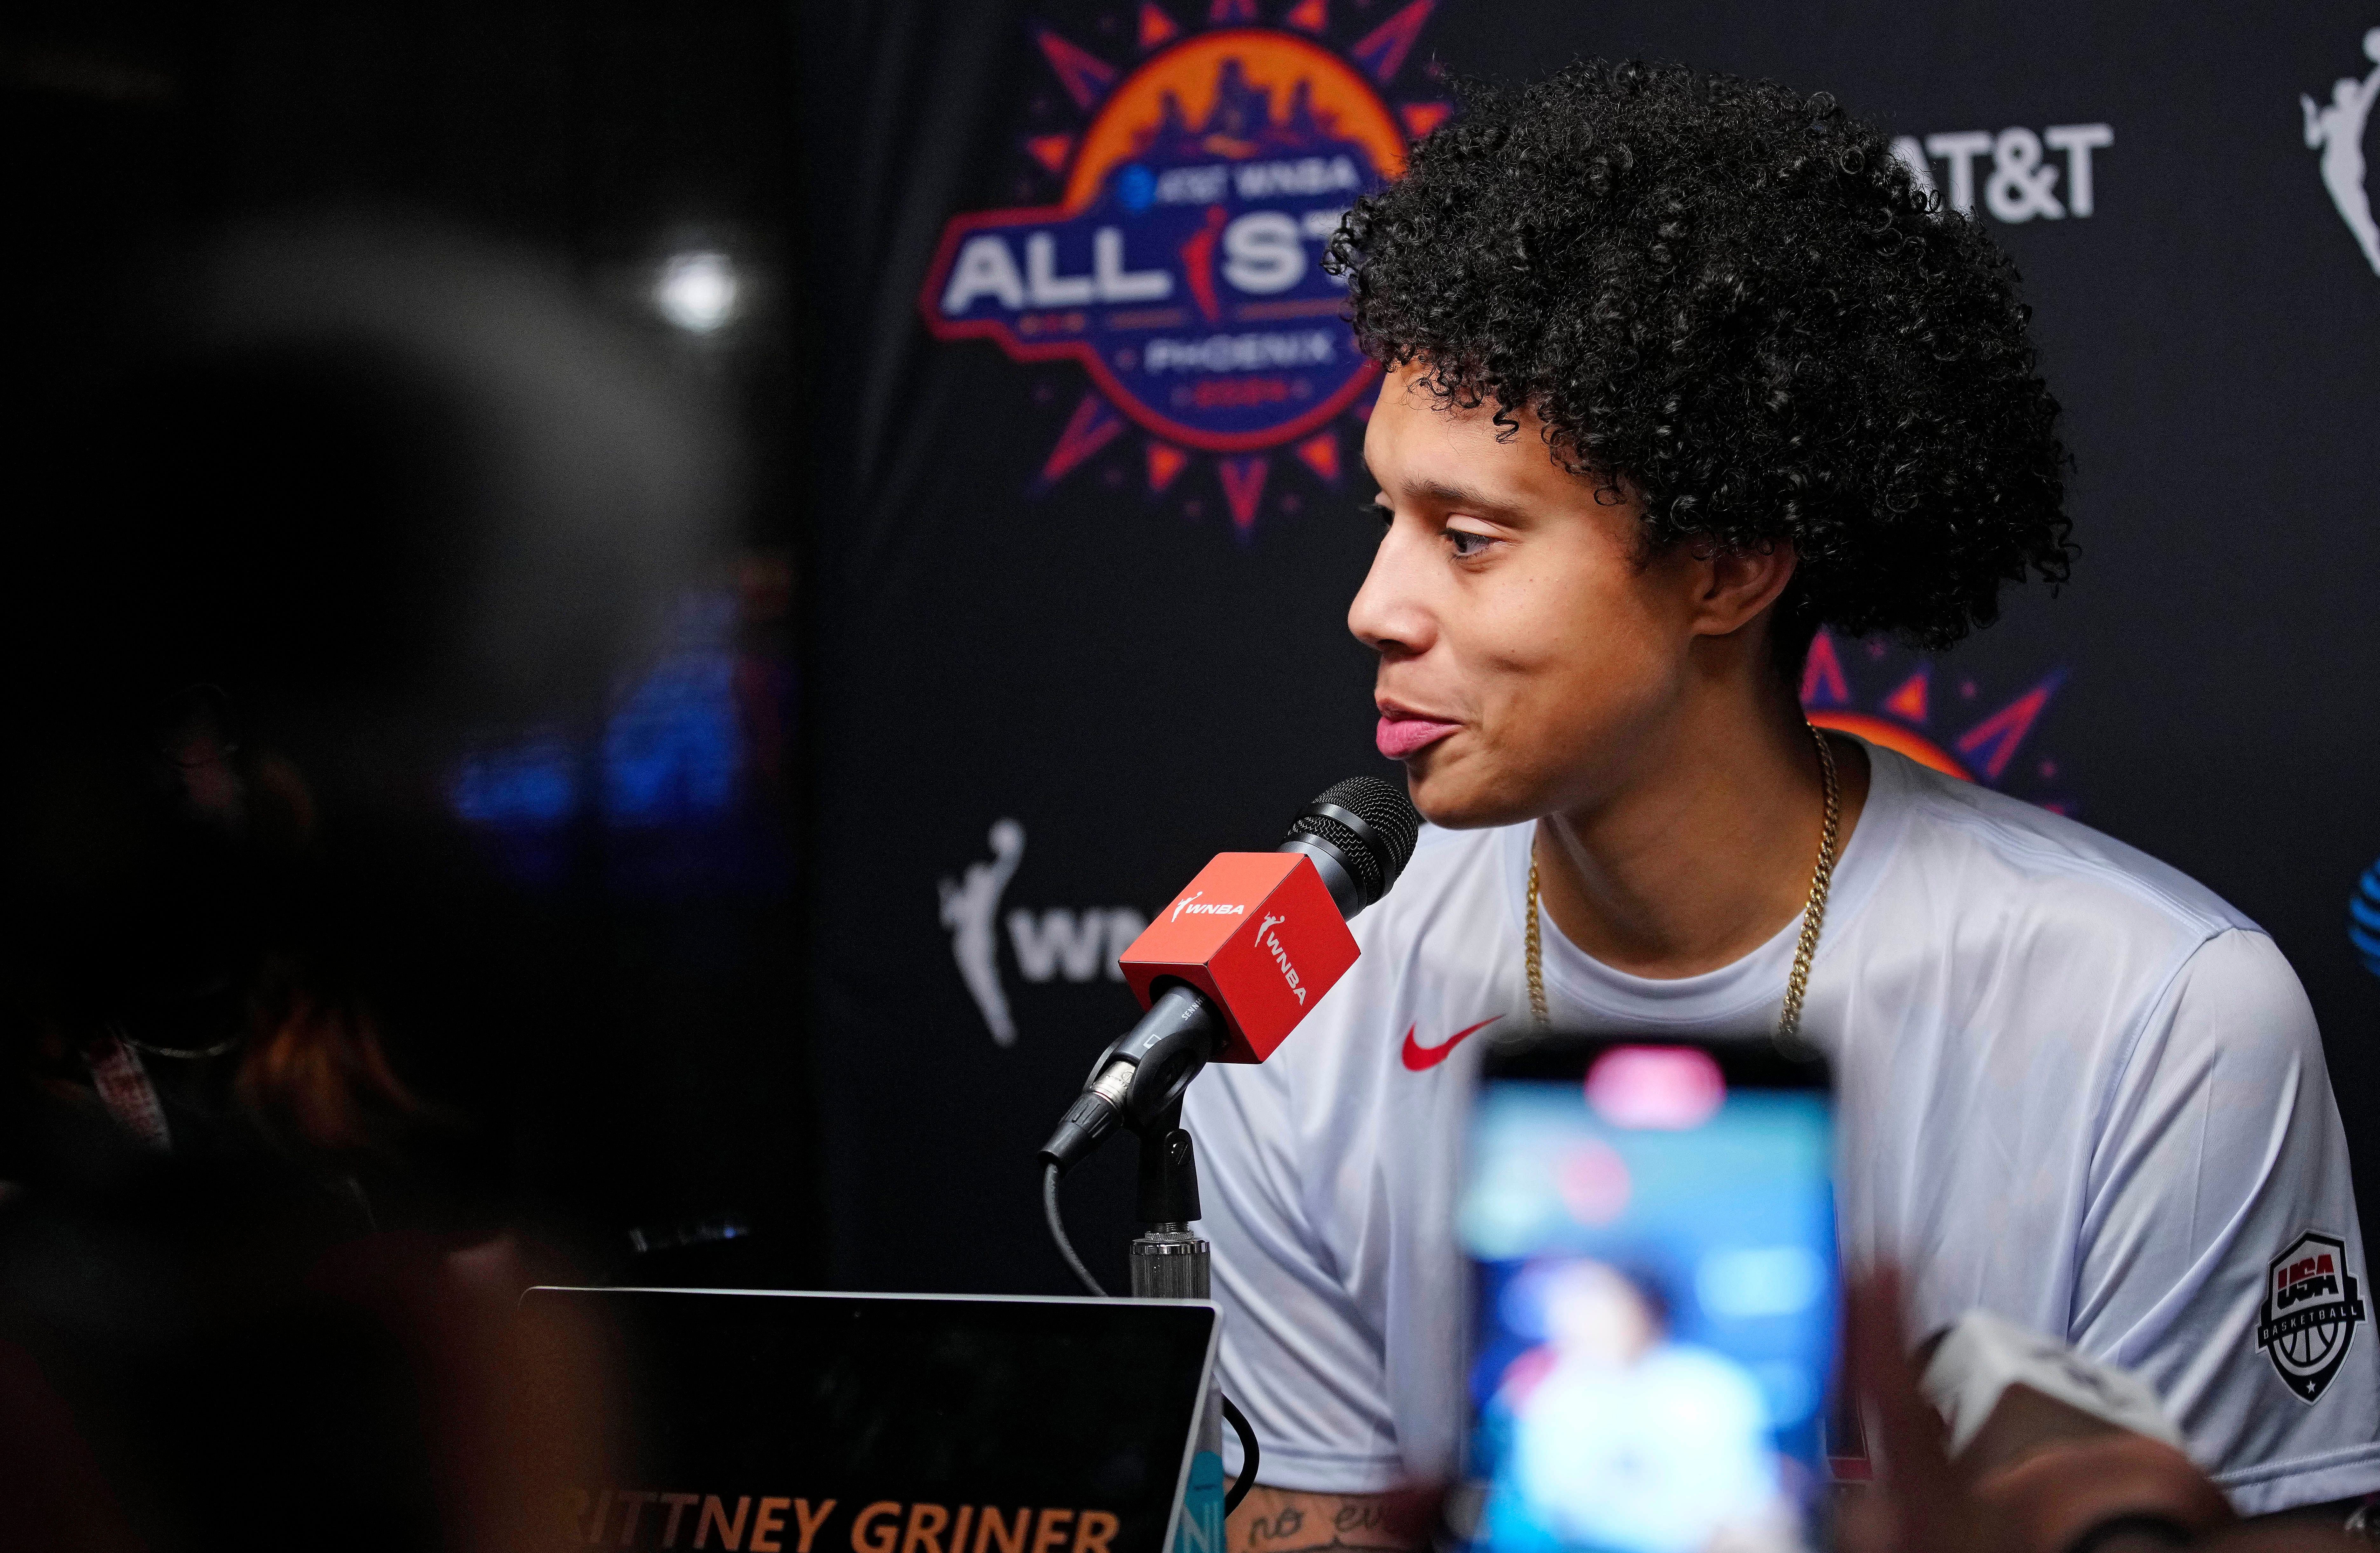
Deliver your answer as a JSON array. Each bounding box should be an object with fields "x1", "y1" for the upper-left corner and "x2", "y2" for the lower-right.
[{"x1": 1039, "y1": 777, "x2": 1420, "y2": 1172}]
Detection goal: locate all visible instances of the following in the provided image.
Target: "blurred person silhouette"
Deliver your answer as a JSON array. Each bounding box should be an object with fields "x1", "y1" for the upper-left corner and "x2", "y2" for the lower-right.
[{"x1": 0, "y1": 216, "x2": 726, "y2": 1551}]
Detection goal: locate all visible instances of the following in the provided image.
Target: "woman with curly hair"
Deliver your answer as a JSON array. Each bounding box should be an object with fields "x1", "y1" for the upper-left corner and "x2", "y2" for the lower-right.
[{"x1": 1182, "y1": 60, "x2": 2380, "y2": 1545}]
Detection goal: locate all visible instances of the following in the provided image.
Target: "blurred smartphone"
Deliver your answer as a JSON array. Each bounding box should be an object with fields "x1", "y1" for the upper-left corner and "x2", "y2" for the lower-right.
[{"x1": 1455, "y1": 1034, "x2": 1838, "y2": 1553}]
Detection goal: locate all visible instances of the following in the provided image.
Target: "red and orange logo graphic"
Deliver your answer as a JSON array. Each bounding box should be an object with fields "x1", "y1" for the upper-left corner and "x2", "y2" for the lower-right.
[
  {"x1": 920, "y1": 1, "x2": 1445, "y2": 535},
  {"x1": 1800, "y1": 629, "x2": 2072, "y2": 811}
]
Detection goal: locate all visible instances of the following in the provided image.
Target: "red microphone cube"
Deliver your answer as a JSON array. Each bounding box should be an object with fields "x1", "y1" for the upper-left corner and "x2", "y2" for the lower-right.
[{"x1": 1118, "y1": 853, "x2": 1361, "y2": 1063}]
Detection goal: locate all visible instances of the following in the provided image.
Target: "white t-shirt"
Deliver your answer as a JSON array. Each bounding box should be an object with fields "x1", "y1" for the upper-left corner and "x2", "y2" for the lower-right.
[{"x1": 1184, "y1": 742, "x2": 2380, "y2": 1515}]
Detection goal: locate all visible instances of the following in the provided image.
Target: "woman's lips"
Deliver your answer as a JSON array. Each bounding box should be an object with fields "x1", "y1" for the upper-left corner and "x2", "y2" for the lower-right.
[{"x1": 1376, "y1": 714, "x2": 1461, "y2": 760}]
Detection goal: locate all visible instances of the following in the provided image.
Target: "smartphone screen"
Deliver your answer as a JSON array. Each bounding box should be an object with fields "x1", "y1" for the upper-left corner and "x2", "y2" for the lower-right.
[{"x1": 1457, "y1": 1038, "x2": 1837, "y2": 1553}]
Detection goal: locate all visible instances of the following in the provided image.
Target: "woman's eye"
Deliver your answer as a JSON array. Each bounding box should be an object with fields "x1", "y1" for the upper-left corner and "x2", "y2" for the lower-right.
[
  {"x1": 1446, "y1": 528, "x2": 1496, "y2": 559},
  {"x1": 1361, "y1": 500, "x2": 1393, "y2": 529}
]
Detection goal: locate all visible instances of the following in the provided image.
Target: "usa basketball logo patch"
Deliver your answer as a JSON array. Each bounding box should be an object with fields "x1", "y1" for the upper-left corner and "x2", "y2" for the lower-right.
[{"x1": 2257, "y1": 1229, "x2": 2368, "y2": 1403}]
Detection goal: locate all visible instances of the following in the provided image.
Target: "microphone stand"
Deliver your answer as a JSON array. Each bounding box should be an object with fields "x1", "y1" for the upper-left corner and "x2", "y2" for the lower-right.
[
  {"x1": 1132, "y1": 1104, "x2": 1229, "y2": 1553},
  {"x1": 1039, "y1": 779, "x2": 1412, "y2": 1538},
  {"x1": 1129, "y1": 1103, "x2": 1209, "y2": 1298}
]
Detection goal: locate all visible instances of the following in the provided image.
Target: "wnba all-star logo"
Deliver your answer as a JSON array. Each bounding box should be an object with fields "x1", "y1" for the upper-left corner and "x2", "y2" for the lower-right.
[
  {"x1": 1800, "y1": 629, "x2": 2074, "y2": 811},
  {"x1": 920, "y1": 0, "x2": 1446, "y2": 535}
]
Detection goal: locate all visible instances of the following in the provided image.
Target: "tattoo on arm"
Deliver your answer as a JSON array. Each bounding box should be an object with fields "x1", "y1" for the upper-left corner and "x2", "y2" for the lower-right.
[
  {"x1": 1244, "y1": 1506, "x2": 1303, "y2": 1545},
  {"x1": 1332, "y1": 1503, "x2": 1389, "y2": 1537},
  {"x1": 1231, "y1": 1489, "x2": 1405, "y2": 1553}
]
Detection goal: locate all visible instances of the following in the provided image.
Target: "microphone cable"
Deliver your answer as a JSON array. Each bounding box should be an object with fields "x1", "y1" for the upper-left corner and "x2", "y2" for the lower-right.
[
  {"x1": 1043, "y1": 1160, "x2": 1108, "y2": 1297},
  {"x1": 1042, "y1": 1161, "x2": 1261, "y2": 1514}
]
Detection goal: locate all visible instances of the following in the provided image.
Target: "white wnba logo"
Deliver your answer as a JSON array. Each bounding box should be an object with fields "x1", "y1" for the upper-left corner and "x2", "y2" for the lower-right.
[
  {"x1": 939, "y1": 819, "x2": 1025, "y2": 1047},
  {"x1": 1250, "y1": 912, "x2": 1307, "y2": 1004},
  {"x1": 938, "y1": 820, "x2": 1149, "y2": 1046},
  {"x1": 2304, "y1": 28, "x2": 2380, "y2": 276},
  {"x1": 1170, "y1": 891, "x2": 1247, "y2": 922}
]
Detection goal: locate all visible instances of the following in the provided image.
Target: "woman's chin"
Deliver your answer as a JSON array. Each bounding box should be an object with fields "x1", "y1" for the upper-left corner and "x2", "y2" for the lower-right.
[{"x1": 1405, "y1": 753, "x2": 1531, "y2": 832}]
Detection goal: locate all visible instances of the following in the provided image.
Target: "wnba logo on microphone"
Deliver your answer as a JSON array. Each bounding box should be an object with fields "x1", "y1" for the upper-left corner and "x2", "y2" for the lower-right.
[
  {"x1": 1170, "y1": 892, "x2": 1246, "y2": 921},
  {"x1": 2257, "y1": 1229, "x2": 2367, "y2": 1403}
]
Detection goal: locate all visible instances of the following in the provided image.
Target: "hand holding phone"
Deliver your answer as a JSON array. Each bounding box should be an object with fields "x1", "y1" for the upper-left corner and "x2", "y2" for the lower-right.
[{"x1": 1839, "y1": 1268, "x2": 2239, "y2": 1553}]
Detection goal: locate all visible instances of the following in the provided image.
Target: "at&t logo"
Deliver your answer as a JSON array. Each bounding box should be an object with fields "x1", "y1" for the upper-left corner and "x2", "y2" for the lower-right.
[
  {"x1": 1890, "y1": 123, "x2": 2112, "y2": 222},
  {"x1": 2351, "y1": 857, "x2": 2380, "y2": 980}
]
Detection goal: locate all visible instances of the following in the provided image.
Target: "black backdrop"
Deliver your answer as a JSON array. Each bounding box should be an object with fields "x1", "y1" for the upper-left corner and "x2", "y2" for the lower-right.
[
  {"x1": 15, "y1": 0, "x2": 2378, "y2": 1301},
  {"x1": 800, "y1": 0, "x2": 2380, "y2": 1294}
]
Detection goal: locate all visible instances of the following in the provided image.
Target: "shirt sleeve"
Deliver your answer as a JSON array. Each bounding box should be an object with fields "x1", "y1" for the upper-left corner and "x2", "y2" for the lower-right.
[
  {"x1": 1184, "y1": 1057, "x2": 1405, "y2": 1494},
  {"x1": 2071, "y1": 927, "x2": 2380, "y2": 1514}
]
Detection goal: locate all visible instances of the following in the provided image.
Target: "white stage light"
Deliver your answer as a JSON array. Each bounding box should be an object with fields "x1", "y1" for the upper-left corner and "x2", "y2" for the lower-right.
[{"x1": 655, "y1": 251, "x2": 739, "y2": 334}]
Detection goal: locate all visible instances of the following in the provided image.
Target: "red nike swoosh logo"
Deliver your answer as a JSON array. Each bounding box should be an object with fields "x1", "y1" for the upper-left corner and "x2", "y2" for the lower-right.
[{"x1": 1400, "y1": 1016, "x2": 1500, "y2": 1072}]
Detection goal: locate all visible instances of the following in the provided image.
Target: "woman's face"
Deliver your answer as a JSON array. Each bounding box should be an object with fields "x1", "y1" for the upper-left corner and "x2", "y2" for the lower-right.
[{"x1": 1349, "y1": 367, "x2": 1713, "y2": 830}]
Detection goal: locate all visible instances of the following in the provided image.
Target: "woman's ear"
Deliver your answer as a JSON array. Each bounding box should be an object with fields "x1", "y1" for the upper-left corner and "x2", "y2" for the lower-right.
[{"x1": 1689, "y1": 541, "x2": 1798, "y2": 639}]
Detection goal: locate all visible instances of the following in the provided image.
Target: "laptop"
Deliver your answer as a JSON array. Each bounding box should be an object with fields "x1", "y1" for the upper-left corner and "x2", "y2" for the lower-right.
[{"x1": 517, "y1": 1288, "x2": 1219, "y2": 1553}]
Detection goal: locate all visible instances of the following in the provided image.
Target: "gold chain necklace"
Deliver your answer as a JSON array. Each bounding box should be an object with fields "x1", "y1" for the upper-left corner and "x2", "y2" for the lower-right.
[{"x1": 1527, "y1": 721, "x2": 1842, "y2": 1053}]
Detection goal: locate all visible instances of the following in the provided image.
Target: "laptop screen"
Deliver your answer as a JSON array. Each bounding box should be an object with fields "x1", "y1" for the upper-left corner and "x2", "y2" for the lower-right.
[{"x1": 518, "y1": 1288, "x2": 1218, "y2": 1553}]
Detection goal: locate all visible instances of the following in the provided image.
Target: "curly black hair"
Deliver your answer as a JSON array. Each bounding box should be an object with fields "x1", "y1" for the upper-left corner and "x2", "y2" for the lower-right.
[{"x1": 1328, "y1": 60, "x2": 2074, "y2": 670}]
